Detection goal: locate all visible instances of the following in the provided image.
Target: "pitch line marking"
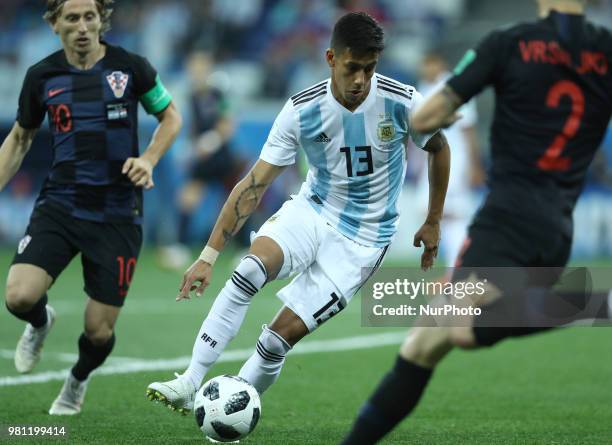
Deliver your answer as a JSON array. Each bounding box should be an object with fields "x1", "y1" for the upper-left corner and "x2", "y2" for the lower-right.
[
  {"x1": 0, "y1": 349, "x2": 148, "y2": 364},
  {"x1": 0, "y1": 331, "x2": 405, "y2": 387}
]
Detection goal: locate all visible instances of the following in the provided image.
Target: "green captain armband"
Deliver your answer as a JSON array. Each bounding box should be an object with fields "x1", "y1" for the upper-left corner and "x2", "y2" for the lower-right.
[
  {"x1": 453, "y1": 49, "x2": 476, "y2": 76},
  {"x1": 140, "y1": 75, "x2": 172, "y2": 114}
]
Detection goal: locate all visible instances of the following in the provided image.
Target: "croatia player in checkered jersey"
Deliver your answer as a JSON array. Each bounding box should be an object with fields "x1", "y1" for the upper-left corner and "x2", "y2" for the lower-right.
[
  {"x1": 147, "y1": 12, "x2": 451, "y2": 414},
  {"x1": 1, "y1": 0, "x2": 181, "y2": 415}
]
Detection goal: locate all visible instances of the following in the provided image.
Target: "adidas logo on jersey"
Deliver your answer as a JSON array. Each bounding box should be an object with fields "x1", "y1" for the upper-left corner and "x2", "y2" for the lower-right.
[{"x1": 314, "y1": 132, "x2": 331, "y2": 143}]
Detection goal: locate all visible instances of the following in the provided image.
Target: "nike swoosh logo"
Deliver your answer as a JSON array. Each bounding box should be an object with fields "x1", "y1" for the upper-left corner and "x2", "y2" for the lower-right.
[{"x1": 48, "y1": 88, "x2": 66, "y2": 98}]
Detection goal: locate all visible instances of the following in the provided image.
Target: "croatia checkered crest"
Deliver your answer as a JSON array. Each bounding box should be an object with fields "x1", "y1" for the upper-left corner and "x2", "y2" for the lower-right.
[{"x1": 106, "y1": 71, "x2": 129, "y2": 99}]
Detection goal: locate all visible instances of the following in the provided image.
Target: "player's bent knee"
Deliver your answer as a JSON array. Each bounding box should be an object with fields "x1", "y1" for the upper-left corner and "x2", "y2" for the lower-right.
[
  {"x1": 400, "y1": 327, "x2": 454, "y2": 367},
  {"x1": 85, "y1": 330, "x2": 114, "y2": 346},
  {"x1": 232, "y1": 254, "x2": 268, "y2": 298},
  {"x1": 5, "y1": 265, "x2": 50, "y2": 312},
  {"x1": 248, "y1": 237, "x2": 283, "y2": 281},
  {"x1": 448, "y1": 326, "x2": 479, "y2": 349},
  {"x1": 5, "y1": 284, "x2": 41, "y2": 312},
  {"x1": 84, "y1": 326, "x2": 114, "y2": 346}
]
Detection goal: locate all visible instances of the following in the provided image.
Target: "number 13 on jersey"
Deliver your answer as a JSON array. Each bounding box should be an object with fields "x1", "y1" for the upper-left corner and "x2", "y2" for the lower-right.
[{"x1": 340, "y1": 146, "x2": 374, "y2": 177}]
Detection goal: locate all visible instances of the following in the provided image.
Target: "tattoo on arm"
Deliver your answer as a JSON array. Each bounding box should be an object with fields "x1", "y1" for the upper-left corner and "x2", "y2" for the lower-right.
[{"x1": 222, "y1": 172, "x2": 270, "y2": 244}]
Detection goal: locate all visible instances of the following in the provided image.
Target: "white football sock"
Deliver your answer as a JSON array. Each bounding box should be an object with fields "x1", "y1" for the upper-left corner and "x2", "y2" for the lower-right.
[
  {"x1": 238, "y1": 325, "x2": 292, "y2": 395},
  {"x1": 182, "y1": 255, "x2": 267, "y2": 389}
]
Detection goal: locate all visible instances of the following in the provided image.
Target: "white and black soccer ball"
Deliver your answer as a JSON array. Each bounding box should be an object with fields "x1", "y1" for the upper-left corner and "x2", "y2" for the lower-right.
[{"x1": 194, "y1": 375, "x2": 261, "y2": 442}]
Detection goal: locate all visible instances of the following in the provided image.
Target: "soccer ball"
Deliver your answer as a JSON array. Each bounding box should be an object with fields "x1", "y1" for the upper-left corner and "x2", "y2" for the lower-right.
[{"x1": 194, "y1": 375, "x2": 261, "y2": 442}]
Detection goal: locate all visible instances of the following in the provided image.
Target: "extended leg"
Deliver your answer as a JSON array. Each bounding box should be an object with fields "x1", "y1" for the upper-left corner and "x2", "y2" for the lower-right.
[{"x1": 341, "y1": 327, "x2": 453, "y2": 445}]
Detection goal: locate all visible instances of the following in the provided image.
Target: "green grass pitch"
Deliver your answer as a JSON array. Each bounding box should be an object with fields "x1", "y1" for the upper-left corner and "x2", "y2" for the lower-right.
[{"x1": 1, "y1": 247, "x2": 611, "y2": 444}]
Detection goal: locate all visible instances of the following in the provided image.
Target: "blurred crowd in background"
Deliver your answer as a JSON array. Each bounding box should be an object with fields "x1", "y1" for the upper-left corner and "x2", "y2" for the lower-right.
[
  {"x1": 0, "y1": 0, "x2": 466, "y2": 104},
  {"x1": 1, "y1": 0, "x2": 612, "y2": 264}
]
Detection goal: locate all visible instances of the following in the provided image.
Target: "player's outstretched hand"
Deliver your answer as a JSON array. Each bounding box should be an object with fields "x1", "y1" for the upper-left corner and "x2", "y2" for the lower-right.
[
  {"x1": 122, "y1": 157, "x2": 154, "y2": 189},
  {"x1": 176, "y1": 259, "x2": 213, "y2": 301},
  {"x1": 413, "y1": 221, "x2": 440, "y2": 271}
]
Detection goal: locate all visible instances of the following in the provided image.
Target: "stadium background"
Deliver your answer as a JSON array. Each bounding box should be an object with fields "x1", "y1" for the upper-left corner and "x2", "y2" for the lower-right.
[
  {"x1": 1, "y1": 1, "x2": 611, "y2": 444},
  {"x1": 1, "y1": 0, "x2": 612, "y2": 259}
]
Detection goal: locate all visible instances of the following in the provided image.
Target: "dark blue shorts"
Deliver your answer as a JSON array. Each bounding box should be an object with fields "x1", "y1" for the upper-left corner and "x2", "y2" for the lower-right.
[{"x1": 12, "y1": 203, "x2": 142, "y2": 307}]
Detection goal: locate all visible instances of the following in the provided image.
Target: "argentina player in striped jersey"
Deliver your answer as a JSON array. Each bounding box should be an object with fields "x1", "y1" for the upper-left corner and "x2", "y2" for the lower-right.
[{"x1": 147, "y1": 12, "x2": 451, "y2": 415}]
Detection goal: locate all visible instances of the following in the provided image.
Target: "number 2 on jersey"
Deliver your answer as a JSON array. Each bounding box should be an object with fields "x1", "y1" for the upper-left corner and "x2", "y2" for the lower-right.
[{"x1": 537, "y1": 80, "x2": 584, "y2": 172}]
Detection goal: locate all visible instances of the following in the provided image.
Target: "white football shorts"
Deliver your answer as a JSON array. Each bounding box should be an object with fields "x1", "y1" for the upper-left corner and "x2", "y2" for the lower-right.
[{"x1": 254, "y1": 194, "x2": 388, "y2": 332}]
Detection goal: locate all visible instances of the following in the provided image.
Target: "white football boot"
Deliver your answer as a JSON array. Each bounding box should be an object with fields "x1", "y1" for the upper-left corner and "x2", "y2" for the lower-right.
[
  {"x1": 146, "y1": 372, "x2": 197, "y2": 415},
  {"x1": 49, "y1": 373, "x2": 89, "y2": 415},
  {"x1": 14, "y1": 305, "x2": 56, "y2": 373}
]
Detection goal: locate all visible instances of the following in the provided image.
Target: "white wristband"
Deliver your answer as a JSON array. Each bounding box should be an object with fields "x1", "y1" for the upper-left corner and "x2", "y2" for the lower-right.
[{"x1": 198, "y1": 246, "x2": 219, "y2": 265}]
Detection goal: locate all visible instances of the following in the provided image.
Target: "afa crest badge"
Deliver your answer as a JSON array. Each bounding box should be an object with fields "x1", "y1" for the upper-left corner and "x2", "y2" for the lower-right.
[
  {"x1": 106, "y1": 71, "x2": 129, "y2": 99},
  {"x1": 377, "y1": 119, "x2": 395, "y2": 142}
]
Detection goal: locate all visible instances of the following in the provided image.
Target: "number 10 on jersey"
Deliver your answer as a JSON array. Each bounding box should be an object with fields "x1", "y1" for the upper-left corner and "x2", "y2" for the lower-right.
[{"x1": 340, "y1": 146, "x2": 374, "y2": 177}]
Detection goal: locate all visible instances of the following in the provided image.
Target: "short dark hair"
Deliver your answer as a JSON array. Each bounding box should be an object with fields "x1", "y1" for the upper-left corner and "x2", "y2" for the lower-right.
[
  {"x1": 43, "y1": 0, "x2": 114, "y2": 35},
  {"x1": 331, "y1": 12, "x2": 385, "y2": 55}
]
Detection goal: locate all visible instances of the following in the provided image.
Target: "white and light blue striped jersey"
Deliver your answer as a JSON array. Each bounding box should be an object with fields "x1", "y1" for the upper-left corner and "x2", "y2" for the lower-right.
[{"x1": 260, "y1": 74, "x2": 435, "y2": 248}]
